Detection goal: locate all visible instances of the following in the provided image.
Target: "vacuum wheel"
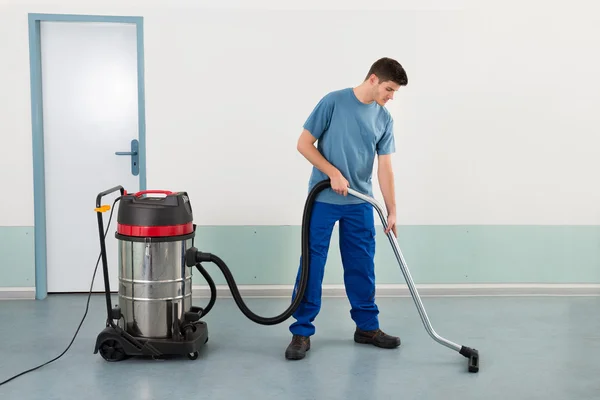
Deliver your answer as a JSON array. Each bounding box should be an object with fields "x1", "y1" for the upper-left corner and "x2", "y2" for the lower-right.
[
  {"x1": 187, "y1": 351, "x2": 199, "y2": 360},
  {"x1": 99, "y1": 338, "x2": 128, "y2": 362}
]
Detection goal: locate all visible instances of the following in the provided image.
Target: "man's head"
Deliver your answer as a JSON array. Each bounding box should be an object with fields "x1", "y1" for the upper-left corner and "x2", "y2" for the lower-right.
[{"x1": 363, "y1": 57, "x2": 408, "y2": 106}]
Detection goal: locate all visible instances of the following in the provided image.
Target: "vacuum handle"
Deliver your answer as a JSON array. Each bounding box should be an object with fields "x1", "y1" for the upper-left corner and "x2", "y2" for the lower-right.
[
  {"x1": 95, "y1": 185, "x2": 126, "y2": 324},
  {"x1": 96, "y1": 185, "x2": 126, "y2": 208},
  {"x1": 134, "y1": 190, "x2": 173, "y2": 197}
]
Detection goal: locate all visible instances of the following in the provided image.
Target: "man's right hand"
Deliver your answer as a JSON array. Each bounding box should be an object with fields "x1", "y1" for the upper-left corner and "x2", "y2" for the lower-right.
[{"x1": 330, "y1": 171, "x2": 349, "y2": 196}]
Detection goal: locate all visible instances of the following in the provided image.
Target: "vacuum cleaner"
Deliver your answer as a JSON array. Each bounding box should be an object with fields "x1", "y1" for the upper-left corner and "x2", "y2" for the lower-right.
[{"x1": 92, "y1": 179, "x2": 480, "y2": 373}]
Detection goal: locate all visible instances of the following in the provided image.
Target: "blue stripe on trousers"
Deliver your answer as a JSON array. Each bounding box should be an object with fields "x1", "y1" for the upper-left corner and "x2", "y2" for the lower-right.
[{"x1": 289, "y1": 201, "x2": 379, "y2": 336}]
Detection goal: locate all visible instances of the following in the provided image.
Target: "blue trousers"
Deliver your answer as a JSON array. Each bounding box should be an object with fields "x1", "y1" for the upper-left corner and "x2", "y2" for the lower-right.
[{"x1": 289, "y1": 201, "x2": 379, "y2": 337}]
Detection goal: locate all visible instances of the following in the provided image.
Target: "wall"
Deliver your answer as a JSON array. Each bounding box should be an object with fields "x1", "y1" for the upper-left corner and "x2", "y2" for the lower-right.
[{"x1": 2, "y1": 0, "x2": 600, "y2": 292}]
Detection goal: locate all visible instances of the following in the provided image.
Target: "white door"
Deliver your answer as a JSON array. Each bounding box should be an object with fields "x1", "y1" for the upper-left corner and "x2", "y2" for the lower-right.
[{"x1": 41, "y1": 21, "x2": 142, "y2": 293}]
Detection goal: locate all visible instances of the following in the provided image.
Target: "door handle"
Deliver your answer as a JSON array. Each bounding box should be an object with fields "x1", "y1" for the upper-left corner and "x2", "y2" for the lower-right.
[{"x1": 115, "y1": 139, "x2": 139, "y2": 176}]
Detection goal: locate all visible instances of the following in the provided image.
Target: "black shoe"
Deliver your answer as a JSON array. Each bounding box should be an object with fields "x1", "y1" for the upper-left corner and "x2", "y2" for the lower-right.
[
  {"x1": 354, "y1": 328, "x2": 401, "y2": 349},
  {"x1": 285, "y1": 335, "x2": 310, "y2": 360}
]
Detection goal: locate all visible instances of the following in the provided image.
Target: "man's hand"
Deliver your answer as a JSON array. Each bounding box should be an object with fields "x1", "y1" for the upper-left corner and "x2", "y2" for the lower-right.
[
  {"x1": 384, "y1": 213, "x2": 397, "y2": 237},
  {"x1": 330, "y1": 171, "x2": 349, "y2": 196}
]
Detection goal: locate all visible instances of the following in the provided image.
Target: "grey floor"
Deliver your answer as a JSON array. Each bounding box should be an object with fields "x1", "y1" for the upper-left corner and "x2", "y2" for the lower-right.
[{"x1": 0, "y1": 293, "x2": 599, "y2": 400}]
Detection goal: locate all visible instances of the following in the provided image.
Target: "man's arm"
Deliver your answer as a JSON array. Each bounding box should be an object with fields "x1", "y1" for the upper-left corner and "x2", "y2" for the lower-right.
[
  {"x1": 297, "y1": 129, "x2": 338, "y2": 178},
  {"x1": 377, "y1": 153, "x2": 397, "y2": 235},
  {"x1": 297, "y1": 129, "x2": 349, "y2": 195}
]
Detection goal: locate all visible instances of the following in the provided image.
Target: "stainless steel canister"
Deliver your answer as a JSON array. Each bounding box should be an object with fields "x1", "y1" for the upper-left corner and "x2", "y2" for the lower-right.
[{"x1": 117, "y1": 237, "x2": 194, "y2": 338}]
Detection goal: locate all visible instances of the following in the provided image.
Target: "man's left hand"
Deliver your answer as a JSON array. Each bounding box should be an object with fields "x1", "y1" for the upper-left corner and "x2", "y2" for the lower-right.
[{"x1": 384, "y1": 213, "x2": 397, "y2": 237}]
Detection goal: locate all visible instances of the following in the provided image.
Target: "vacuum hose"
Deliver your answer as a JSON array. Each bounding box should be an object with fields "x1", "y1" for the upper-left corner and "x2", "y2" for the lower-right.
[
  {"x1": 194, "y1": 263, "x2": 217, "y2": 318},
  {"x1": 185, "y1": 179, "x2": 331, "y2": 325}
]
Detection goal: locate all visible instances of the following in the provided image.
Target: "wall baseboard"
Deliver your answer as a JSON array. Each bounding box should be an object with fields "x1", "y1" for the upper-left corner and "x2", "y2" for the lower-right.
[
  {"x1": 192, "y1": 283, "x2": 600, "y2": 298},
  {"x1": 0, "y1": 287, "x2": 35, "y2": 300},
  {"x1": 2, "y1": 284, "x2": 600, "y2": 300}
]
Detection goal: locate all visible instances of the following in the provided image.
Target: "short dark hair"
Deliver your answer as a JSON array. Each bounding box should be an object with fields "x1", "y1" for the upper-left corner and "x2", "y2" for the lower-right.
[{"x1": 365, "y1": 57, "x2": 408, "y2": 86}]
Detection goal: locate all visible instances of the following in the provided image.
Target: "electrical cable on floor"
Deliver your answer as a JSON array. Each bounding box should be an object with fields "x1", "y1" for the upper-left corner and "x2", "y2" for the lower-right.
[{"x1": 0, "y1": 198, "x2": 119, "y2": 387}]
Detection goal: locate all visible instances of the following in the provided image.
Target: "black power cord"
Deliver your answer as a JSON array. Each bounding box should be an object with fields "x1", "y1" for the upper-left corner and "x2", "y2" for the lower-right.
[{"x1": 0, "y1": 197, "x2": 119, "y2": 387}]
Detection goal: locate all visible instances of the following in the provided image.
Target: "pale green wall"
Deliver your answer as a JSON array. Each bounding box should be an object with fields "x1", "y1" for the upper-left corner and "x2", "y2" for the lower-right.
[
  {"x1": 0, "y1": 227, "x2": 35, "y2": 287},
  {"x1": 3, "y1": 225, "x2": 599, "y2": 288},
  {"x1": 190, "y1": 225, "x2": 600, "y2": 285}
]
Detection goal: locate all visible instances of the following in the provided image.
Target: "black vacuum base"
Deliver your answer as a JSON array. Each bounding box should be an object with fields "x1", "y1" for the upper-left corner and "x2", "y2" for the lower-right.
[
  {"x1": 459, "y1": 345, "x2": 479, "y2": 373},
  {"x1": 93, "y1": 321, "x2": 209, "y2": 361}
]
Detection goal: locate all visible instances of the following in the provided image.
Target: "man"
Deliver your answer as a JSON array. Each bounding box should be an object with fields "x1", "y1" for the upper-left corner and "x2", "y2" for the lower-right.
[{"x1": 285, "y1": 57, "x2": 408, "y2": 360}]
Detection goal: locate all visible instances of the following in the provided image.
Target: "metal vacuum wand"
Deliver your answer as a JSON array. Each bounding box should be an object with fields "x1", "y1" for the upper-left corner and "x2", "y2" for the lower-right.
[{"x1": 347, "y1": 187, "x2": 480, "y2": 373}]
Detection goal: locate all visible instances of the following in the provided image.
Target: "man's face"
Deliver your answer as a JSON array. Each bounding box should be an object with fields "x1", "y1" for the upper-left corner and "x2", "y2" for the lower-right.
[{"x1": 370, "y1": 75, "x2": 400, "y2": 106}]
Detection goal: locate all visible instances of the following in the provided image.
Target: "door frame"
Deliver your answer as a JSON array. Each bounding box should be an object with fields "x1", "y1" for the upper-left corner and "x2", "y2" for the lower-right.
[{"x1": 28, "y1": 13, "x2": 147, "y2": 300}]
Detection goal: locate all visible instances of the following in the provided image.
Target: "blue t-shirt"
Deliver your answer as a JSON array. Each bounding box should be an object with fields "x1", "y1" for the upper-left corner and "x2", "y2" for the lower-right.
[{"x1": 304, "y1": 88, "x2": 395, "y2": 204}]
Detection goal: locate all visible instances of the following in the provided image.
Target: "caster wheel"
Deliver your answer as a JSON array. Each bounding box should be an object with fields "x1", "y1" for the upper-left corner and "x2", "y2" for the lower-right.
[
  {"x1": 99, "y1": 339, "x2": 127, "y2": 362},
  {"x1": 187, "y1": 351, "x2": 199, "y2": 360}
]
